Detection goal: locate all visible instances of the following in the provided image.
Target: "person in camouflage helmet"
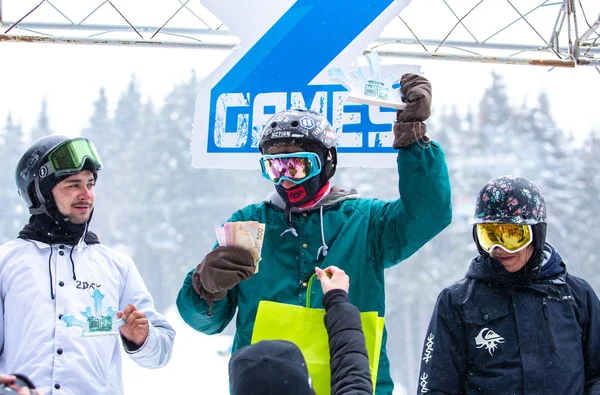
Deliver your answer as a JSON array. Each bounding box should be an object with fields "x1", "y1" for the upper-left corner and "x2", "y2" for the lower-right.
[
  {"x1": 417, "y1": 175, "x2": 600, "y2": 394},
  {"x1": 177, "y1": 73, "x2": 453, "y2": 394}
]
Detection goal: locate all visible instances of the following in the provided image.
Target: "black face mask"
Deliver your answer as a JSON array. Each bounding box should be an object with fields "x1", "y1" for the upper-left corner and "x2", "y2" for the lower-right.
[{"x1": 275, "y1": 175, "x2": 322, "y2": 207}]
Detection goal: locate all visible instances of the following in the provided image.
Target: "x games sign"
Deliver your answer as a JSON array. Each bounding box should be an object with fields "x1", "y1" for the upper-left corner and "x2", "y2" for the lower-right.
[{"x1": 191, "y1": 0, "x2": 415, "y2": 169}]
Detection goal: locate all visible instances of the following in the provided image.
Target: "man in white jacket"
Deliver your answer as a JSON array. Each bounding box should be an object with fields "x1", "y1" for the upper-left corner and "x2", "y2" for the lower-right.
[{"x1": 0, "y1": 135, "x2": 175, "y2": 395}]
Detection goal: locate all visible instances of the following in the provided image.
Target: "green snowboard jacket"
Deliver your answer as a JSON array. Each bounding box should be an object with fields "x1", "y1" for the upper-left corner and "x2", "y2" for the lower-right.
[{"x1": 177, "y1": 141, "x2": 452, "y2": 394}]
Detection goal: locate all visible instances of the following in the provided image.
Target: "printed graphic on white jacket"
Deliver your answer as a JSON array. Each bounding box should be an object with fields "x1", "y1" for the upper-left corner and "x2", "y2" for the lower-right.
[
  {"x1": 62, "y1": 289, "x2": 125, "y2": 336},
  {"x1": 475, "y1": 327, "x2": 505, "y2": 355}
]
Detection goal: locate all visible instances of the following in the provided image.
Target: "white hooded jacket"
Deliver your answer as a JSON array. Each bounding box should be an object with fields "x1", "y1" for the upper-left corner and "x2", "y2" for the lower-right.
[{"x1": 0, "y1": 238, "x2": 175, "y2": 395}]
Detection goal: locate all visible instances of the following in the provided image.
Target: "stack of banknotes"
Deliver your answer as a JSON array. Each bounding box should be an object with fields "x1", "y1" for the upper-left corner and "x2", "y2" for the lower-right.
[{"x1": 215, "y1": 221, "x2": 265, "y2": 273}]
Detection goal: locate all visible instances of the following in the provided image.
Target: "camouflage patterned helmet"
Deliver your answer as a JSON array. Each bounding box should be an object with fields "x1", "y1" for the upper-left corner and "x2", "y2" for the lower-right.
[{"x1": 473, "y1": 175, "x2": 546, "y2": 225}]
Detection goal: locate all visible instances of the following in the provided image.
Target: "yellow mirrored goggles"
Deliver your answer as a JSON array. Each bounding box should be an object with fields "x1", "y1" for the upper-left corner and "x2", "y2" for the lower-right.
[{"x1": 476, "y1": 223, "x2": 533, "y2": 253}]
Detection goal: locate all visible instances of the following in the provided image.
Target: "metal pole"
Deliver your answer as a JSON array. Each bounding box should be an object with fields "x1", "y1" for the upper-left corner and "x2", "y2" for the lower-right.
[
  {"x1": 0, "y1": 34, "x2": 237, "y2": 50},
  {"x1": 580, "y1": 15, "x2": 600, "y2": 42},
  {"x1": 1, "y1": 34, "x2": 595, "y2": 67},
  {"x1": 0, "y1": 21, "x2": 236, "y2": 37},
  {"x1": 571, "y1": 0, "x2": 581, "y2": 60},
  {"x1": 566, "y1": 0, "x2": 574, "y2": 59},
  {"x1": 368, "y1": 49, "x2": 579, "y2": 67},
  {"x1": 548, "y1": 3, "x2": 565, "y2": 53},
  {"x1": 374, "y1": 37, "x2": 600, "y2": 54}
]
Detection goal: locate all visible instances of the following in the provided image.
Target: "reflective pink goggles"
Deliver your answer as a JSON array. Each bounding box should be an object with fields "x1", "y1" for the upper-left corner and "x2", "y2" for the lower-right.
[{"x1": 259, "y1": 152, "x2": 322, "y2": 185}]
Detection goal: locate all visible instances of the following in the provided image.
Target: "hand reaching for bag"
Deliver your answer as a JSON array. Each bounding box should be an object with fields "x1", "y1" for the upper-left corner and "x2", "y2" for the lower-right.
[{"x1": 315, "y1": 266, "x2": 349, "y2": 295}]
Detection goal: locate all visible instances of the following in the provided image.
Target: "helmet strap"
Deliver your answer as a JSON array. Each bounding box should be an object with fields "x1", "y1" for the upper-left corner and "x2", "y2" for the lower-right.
[
  {"x1": 30, "y1": 176, "x2": 48, "y2": 216},
  {"x1": 524, "y1": 223, "x2": 547, "y2": 275},
  {"x1": 30, "y1": 174, "x2": 69, "y2": 226},
  {"x1": 321, "y1": 148, "x2": 335, "y2": 180}
]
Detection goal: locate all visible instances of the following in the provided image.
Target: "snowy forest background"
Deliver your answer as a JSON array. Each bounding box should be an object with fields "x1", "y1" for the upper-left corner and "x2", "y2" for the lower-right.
[{"x1": 1, "y1": 70, "x2": 598, "y2": 393}]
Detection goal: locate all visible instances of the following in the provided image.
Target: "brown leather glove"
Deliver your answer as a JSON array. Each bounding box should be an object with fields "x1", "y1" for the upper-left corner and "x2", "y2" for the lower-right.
[
  {"x1": 192, "y1": 246, "x2": 255, "y2": 305},
  {"x1": 393, "y1": 73, "x2": 432, "y2": 148}
]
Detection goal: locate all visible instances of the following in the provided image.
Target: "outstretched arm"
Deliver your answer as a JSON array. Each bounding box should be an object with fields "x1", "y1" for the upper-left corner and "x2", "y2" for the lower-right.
[
  {"x1": 370, "y1": 74, "x2": 452, "y2": 268},
  {"x1": 373, "y1": 141, "x2": 452, "y2": 267},
  {"x1": 317, "y1": 267, "x2": 373, "y2": 395}
]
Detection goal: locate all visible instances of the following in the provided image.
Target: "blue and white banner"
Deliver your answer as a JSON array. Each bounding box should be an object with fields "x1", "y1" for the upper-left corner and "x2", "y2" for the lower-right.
[{"x1": 191, "y1": 0, "x2": 416, "y2": 169}]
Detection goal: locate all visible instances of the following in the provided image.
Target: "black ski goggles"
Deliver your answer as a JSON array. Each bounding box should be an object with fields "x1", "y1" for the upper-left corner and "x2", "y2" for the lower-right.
[{"x1": 45, "y1": 138, "x2": 103, "y2": 177}]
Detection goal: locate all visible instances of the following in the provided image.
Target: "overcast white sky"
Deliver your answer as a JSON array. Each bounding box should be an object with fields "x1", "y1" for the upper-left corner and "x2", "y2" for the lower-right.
[{"x1": 1, "y1": 0, "x2": 599, "y2": 144}]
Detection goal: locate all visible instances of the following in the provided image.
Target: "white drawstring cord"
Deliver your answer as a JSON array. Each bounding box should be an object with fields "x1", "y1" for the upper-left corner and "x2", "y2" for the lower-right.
[{"x1": 316, "y1": 206, "x2": 329, "y2": 260}]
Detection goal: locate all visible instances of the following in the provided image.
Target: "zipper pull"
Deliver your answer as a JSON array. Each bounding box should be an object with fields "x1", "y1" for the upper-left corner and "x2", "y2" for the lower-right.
[{"x1": 542, "y1": 297, "x2": 548, "y2": 319}]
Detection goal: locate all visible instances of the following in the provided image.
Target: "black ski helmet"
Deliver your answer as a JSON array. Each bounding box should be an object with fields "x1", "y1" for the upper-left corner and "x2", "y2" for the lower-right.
[
  {"x1": 259, "y1": 109, "x2": 337, "y2": 182},
  {"x1": 15, "y1": 135, "x2": 102, "y2": 215}
]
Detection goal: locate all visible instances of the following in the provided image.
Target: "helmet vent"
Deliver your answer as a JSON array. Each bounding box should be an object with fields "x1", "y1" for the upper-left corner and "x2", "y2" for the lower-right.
[
  {"x1": 270, "y1": 122, "x2": 277, "y2": 128},
  {"x1": 291, "y1": 120, "x2": 299, "y2": 127}
]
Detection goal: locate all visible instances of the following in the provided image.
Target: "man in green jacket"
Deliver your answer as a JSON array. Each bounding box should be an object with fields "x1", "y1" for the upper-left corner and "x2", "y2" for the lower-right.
[{"x1": 177, "y1": 73, "x2": 452, "y2": 394}]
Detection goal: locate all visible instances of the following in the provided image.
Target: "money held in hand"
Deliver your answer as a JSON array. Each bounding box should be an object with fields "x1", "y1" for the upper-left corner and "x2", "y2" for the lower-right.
[{"x1": 215, "y1": 221, "x2": 265, "y2": 273}]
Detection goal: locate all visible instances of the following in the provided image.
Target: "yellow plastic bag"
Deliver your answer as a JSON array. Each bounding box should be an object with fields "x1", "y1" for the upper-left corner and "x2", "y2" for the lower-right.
[{"x1": 251, "y1": 274, "x2": 385, "y2": 395}]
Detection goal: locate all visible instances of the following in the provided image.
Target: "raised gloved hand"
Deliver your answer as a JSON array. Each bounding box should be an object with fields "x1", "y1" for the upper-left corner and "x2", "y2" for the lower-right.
[
  {"x1": 393, "y1": 73, "x2": 432, "y2": 148},
  {"x1": 192, "y1": 246, "x2": 255, "y2": 305}
]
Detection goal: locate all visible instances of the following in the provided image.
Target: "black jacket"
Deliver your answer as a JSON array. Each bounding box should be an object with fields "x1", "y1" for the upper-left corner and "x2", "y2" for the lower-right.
[
  {"x1": 418, "y1": 244, "x2": 600, "y2": 395},
  {"x1": 324, "y1": 289, "x2": 373, "y2": 395}
]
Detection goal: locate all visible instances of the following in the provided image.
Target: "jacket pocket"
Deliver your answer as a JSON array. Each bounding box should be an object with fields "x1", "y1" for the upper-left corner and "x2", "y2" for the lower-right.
[
  {"x1": 463, "y1": 303, "x2": 509, "y2": 325},
  {"x1": 463, "y1": 303, "x2": 513, "y2": 362}
]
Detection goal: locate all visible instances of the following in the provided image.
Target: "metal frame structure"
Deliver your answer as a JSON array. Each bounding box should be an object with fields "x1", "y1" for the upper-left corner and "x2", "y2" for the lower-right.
[{"x1": 0, "y1": 0, "x2": 598, "y2": 70}]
